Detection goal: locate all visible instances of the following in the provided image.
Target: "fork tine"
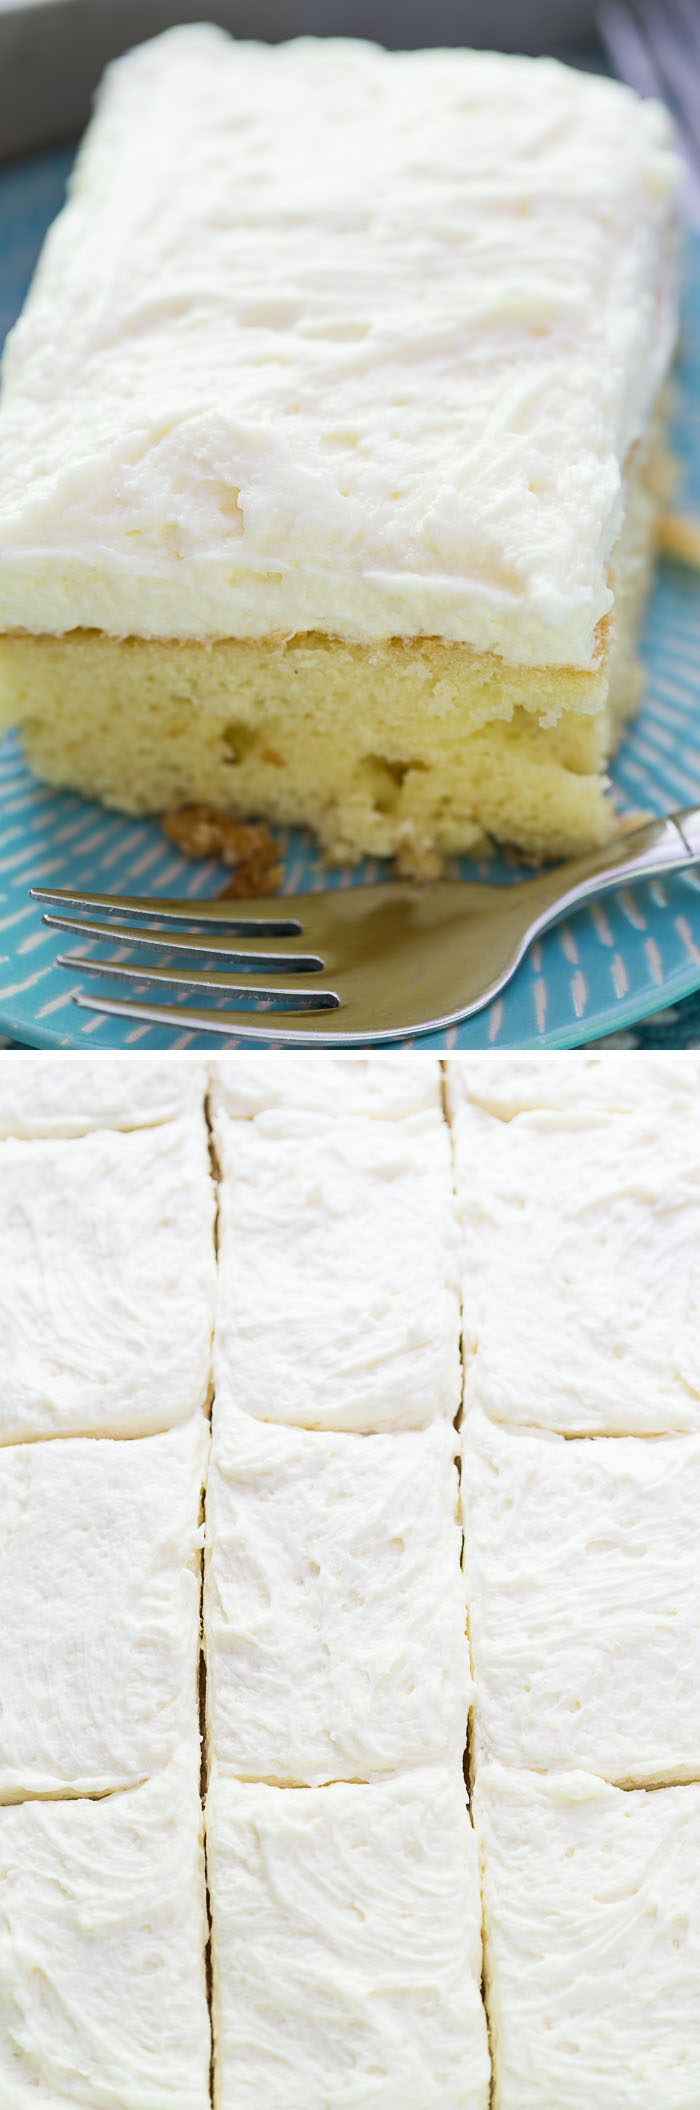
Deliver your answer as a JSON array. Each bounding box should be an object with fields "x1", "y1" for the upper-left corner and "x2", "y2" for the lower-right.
[
  {"x1": 672, "y1": 0, "x2": 700, "y2": 58},
  {"x1": 72, "y1": 992, "x2": 365, "y2": 1042},
  {"x1": 637, "y1": 0, "x2": 700, "y2": 159},
  {"x1": 30, "y1": 885, "x2": 303, "y2": 934},
  {"x1": 598, "y1": 1, "x2": 661, "y2": 94},
  {"x1": 57, "y1": 953, "x2": 339, "y2": 1003},
  {"x1": 42, "y1": 913, "x2": 323, "y2": 966},
  {"x1": 600, "y1": 0, "x2": 700, "y2": 227}
]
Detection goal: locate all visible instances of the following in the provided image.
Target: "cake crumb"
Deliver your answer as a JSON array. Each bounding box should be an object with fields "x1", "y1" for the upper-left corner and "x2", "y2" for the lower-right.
[
  {"x1": 218, "y1": 857, "x2": 284, "y2": 899},
  {"x1": 162, "y1": 805, "x2": 283, "y2": 896},
  {"x1": 657, "y1": 511, "x2": 700, "y2": 568},
  {"x1": 395, "y1": 845, "x2": 446, "y2": 881}
]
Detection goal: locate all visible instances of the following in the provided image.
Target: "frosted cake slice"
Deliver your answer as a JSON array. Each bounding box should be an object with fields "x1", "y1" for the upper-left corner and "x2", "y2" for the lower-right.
[
  {"x1": 475, "y1": 1762, "x2": 700, "y2": 2110},
  {"x1": 455, "y1": 1097, "x2": 700, "y2": 1434},
  {"x1": 205, "y1": 1411, "x2": 469, "y2": 1785},
  {"x1": 445, "y1": 1050, "x2": 700, "y2": 1125},
  {"x1": 0, "y1": 1757, "x2": 210, "y2": 2109},
  {"x1": 0, "y1": 28, "x2": 678, "y2": 867},
  {"x1": 207, "y1": 1765, "x2": 490, "y2": 2109},
  {"x1": 214, "y1": 1115, "x2": 460, "y2": 1431},
  {"x1": 208, "y1": 1051, "x2": 442, "y2": 1131},
  {"x1": 0, "y1": 1052, "x2": 207, "y2": 1137},
  {"x1": 463, "y1": 1407, "x2": 700, "y2": 1785},
  {"x1": 0, "y1": 1118, "x2": 215, "y2": 1442},
  {"x1": 0, "y1": 1418, "x2": 207, "y2": 1798}
]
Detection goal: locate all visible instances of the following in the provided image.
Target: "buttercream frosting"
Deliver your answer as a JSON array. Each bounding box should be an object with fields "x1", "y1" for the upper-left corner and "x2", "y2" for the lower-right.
[
  {"x1": 0, "y1": 1416, "x2": 208, "y2": 1799},
  {"x1": 0, "y1": 1755, "x2": 210, "y2": 2108},
  {"x1": 0, "y1": 1117, "x2": 215, "y2": 1441},
  {"x1": 207, "y1": 1764, "x2": 489, "y2": 2108},
  {"x1": 476, "y1": 1761, "x2": 700, "y2": 2110},
  {"x1": 463, "y1": 1406, "x2": 700, "y2": 1786},
  {"x1": 208, "y1": 1051, "x2": 442, "y2": 1132},
  {"x1": 0, "y1": 26, "x2": 678, "y2": 666},
  {"x1": 456, "y1": 1098, "x2": 700, "y2": 1434},
  {"x1": 445, "y1": 1050, "x2": 700, "y2": 1125},
  {"x1": 0, "y1": 1053, "x2": 207, "y2": 1137},
  {"x1": 214, "y1": 1115, "x2": 461, "y2": 1431},
  {"x1": 205, "y1": 1409, "x2": 469, "y2": 1785}
]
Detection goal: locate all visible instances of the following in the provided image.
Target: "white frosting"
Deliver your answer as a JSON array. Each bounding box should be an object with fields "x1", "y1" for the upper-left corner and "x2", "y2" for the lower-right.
[
  {"x1": 0, "y1": 1053, "x2": 207, "y2": 1137},
  {"x1": 476, "y1": 1761, "x2": 700, "y2": 2110},
  {"x1": 0, "y1": 1756, "x2": 210, "y2": 2108},
  {"x1": 456, "y1": 1099, "x2": 700, "y2": 1434},
  {"x1": 205, "y1": 1409, "x2": 469, "y2": 1785},
  {"x1": 0, "y1": 27, "x2": 678, "y2": 666},
  {"x1": 214, "y1": 1115, "x2": 461, "y2": 1431},
  {"x1": 445, "y1": 1051, "x2": 700, "y2": 1125},
  {"x1": 464, "y1": 1406, "x2": 700, "y2": 1786},
  {"x1": 207, "y1": 1765, "x2": 489, "y2": 2108},
  {"x1": 209, "y1": 1051, "x2": 442, "y2": 1132},
  {"x1": 0, "y1": 1417, "x2": 207, "y2": 1799},
  {"x1": 0, "y1": 1117, "x2": 215, "y2": 1441}
]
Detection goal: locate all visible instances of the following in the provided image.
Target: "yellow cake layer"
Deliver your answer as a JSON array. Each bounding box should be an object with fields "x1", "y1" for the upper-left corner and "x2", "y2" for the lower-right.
[
  {"x1": 0, "y1": 634, "x2": 622, "y2": 862},
  {"x1": 0, "y1": 423, "x2": 659, "y2": 864}
]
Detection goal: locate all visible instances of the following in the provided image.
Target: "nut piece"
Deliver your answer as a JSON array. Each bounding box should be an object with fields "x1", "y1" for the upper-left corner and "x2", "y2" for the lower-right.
[
  {"x1": 657, "y1": 511, "x2": 700, "y2": 568},
  {"x1": 162, "y1": 805, "x2": 283, "y2": 897}
]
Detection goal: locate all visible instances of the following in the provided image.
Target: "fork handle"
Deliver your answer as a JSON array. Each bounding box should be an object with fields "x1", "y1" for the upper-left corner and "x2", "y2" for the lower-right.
[{"x1": 521, "y1": 805, "x2": 700, "y2": 931}]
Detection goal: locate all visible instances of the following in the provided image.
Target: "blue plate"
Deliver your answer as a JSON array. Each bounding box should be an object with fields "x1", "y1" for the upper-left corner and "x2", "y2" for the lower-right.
[{"x1": 1, "y1": 146, "x2": 699, "y2": 1051}]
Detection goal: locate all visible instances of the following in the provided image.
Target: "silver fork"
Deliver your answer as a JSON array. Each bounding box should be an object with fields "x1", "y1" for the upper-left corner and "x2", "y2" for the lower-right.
[
  {"x1": 30, "y1": 807, "x2": 700, "y2": 1044},
  {"x1": 598, "y1": 0, "x2": 700, "y2": 227}
]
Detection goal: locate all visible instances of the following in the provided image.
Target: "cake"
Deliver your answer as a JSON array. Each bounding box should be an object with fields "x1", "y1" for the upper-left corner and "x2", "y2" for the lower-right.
[
  {"x1": 0, "y1": 1757, "x2": 211, "y2": 2109},
  {"x1": 205, "y1": 1410, "x2": 469, "y2": 1784},
  {"x1": 206, "y1": 1765, "x2": 490, "y2": 2109},
  {"x1": 475, "y1": 1761, "x2": 700, "y2": 2110},
  {"x1": 0, "y1": 1419, "x2": 207, "y2": 1798},
  {"x1": 0, "y1": 28, "x2": 679, "y2": 867},
  {"x1": 207, "y1": 1050, "x2": 443, "y2": 1127},
  {"x1": 213, "y1": 1112, "x2": 461, "y2": 1430},
  {"x1": 2, "y1": 1047, "x2": 700, "y2": 2106},
  {"x1": 463, "y1": 1406, "x2": 700, "y2": 1786},
  {"x1": 454, "y1": 1093, "x2": 700, "y2": 1434},
  {"x1": 444, "y1": 1048, "x2": 700, "y2": 1121},
  {"x1": 0, "y1": 1051, "x2": 207, "y2": 1136},
  {"x1": 204, "y1": 1056, "x2": 479, "y2": 2102},
  {"x1": 0, "y1": 1118, "x2": 216, "y2": 1440}
]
